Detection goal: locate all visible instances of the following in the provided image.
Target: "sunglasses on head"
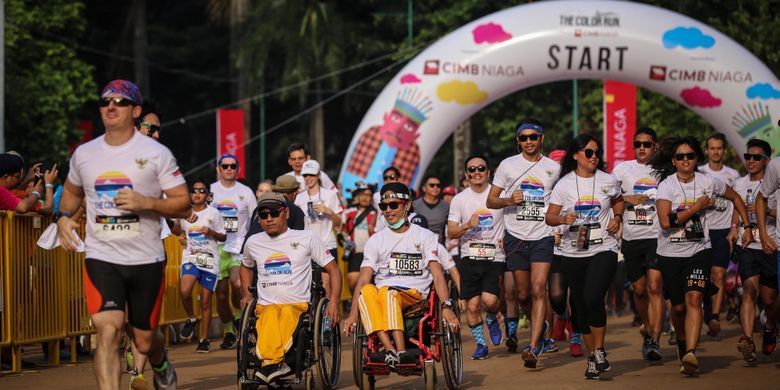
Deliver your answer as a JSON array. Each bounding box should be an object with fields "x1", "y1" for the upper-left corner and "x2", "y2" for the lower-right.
[
  {"x1": 581, "y1": 148, "x2": 600, "y2": 159},
  {"x1": 141, "y1": 122, "x2": 160, "y2": 135},
  {"x1": 633, "y1": 141, "x2": 654, "y2": 149},
  {"x1": 378, "y1": 201, "x2": 405, "y2": 211},
  {"x1": 99, "y1": 96, "x2": 134, "y2": 107},
  {"x1": 220, "y1": 163, "x2": 237, "y2": 170},
  {"x1": 518, "y1": 133, "x2": 540, "y2": 142},
  {"x1": 467, "y1": 165, "x2": 488, "y2": 173},
  {"x1": 383, "y1": 174, "x2": 398, "y2": 181},
  {"x1": 191, "y1": 188, "x2": 208, "y2": 194},
  {"x1": 743, "y1": 153, "x2": 767, "y2": 161},
  {"x1": 674, "y1": 152, "x2": 697, "y2": 161},
  {"x1": 258, "y1": 209, "x2": 284, "y2": 219}
]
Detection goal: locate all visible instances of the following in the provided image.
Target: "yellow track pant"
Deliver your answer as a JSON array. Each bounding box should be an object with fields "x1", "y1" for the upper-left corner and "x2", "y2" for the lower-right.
[
  {"x1": 254, "y1": 302, "x2": 308, "y2": 366},
  {"x1": 358, "y1": 285, "x2": 421, "y2": 335}
]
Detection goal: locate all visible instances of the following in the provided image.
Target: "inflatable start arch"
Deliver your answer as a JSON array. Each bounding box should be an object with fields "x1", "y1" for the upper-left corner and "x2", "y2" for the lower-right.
[{"x1": 338, "y1": 0, "x2": 780, "y2": 194}]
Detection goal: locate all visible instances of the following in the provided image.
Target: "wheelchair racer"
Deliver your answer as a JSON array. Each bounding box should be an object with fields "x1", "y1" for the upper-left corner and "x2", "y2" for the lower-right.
[
  {"x1": 239, "y1": 192, "x2": 342, "y2": 383},
  {"x1": 345, "y1": 182, "x2": 460, "y2": 366}
]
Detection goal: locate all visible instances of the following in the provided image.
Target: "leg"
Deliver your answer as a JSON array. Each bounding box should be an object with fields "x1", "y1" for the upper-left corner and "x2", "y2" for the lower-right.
[
  {"x1": 684, "y1": 291, "x2": 704, "y2": 352},
  {"x1": 647, "y1": 269, "x2": 665, "y2": 341},
  {"x1": 512, "y1": 270, "x2": 532, "y2": 318},
  {"x1": 502, "y1": 270, "x2": 520, "y2": 342},
  {"x1": 561, "y1": 257, "x2": 590, "y2": 350},
  {"x1": 549, "y1": 271, "x2": 568, "y2": 317},
  {"x1": 583, "y1": 252, "x2": 618, "y2": 350},
  {"x1": 382, "y1": 287, "x2": 422, "y2": 353},
  {"x1": 527, "y1": 263, "x2": 551, "y2": 350},
  {"x1": 631, "y1": 276, "x2": 649, "y2": 328},
  {"x1": 180, "y1": 274, "x2": 198, "y2": 319},
  {"x1": 740, "y1": 276, "x2": 760, "y2": 338},
  {"x1": 709, "y1": 265, "x2": 726, "y2": 334},
  {"x1": 215, "y1": 279, "x2": 233, "y2": 325},
  {"x1": 92, "y1": 311, "x2": 126, "y2": 390},
  {"x1": 199, "y1": 288, "x2": 214, "y2": 342},
  {"x1": 229, "y1": 265, "x2": 243, "y2": 316}
]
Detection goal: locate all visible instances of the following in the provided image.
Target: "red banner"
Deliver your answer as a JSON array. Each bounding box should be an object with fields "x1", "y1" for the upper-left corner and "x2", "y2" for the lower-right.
[
  {"x1": 216, "y1": 109, "x2": 246, "y2": 179},
  {"x1": 603, "y1": 81, "x2": 636, "y2": 172}
]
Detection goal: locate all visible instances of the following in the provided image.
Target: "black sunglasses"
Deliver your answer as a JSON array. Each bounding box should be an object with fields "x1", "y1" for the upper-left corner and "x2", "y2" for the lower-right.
[
  {"x1": 674, "y1": 153, "x2": 697, "y2": 161},
  {"x1": 378, "y1": 201, "x2": 404, "y2": 211},
  {"x1": 191, "y1": 188, "x2": 208, "y2": 194},
  {"x1": 99, "y1": 97, "x2": 134, "y2": 107},
  {"x1": 518, "y1": 133, "x2": 540, "y2": 142},
  {"x1": 581, "y1": 148, "x2": 600, "y2": 159},
  {"x1": 426, "y1": 182, "x2": 441, "y2": 188},
  {"x1": 383, "y1": 174, "x2": 398, "y2": 181},
  {"x1": 633, "y1": 141, "x2": 654, "y2": 149},
  {"x1": 743, "y1": 153, "x2": 767, "y2": 161},
  {"x1": 467, "y1": 165, "x2": 488, "y2": 173},
  {"x1": 220, "y1": 164, "x2": 238, "y2": 170},
  {"x1": 141, "y1": 122, "x2": 161, "y2": 135},
  {"x1": 258, "y1": 209, "x2": 284, "y2": 219}
]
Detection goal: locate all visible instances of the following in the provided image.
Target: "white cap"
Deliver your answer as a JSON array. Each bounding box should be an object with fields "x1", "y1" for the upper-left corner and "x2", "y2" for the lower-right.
[{"x1": 301, "y1": 160, "x2": 321, "y2": 176}]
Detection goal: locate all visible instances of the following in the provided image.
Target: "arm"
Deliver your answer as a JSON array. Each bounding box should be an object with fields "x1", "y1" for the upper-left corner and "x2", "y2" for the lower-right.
[
  {"x1": 660, "y1": 196, "x2": 712, "y2": 228},
  {"x1": 755, "y1": 194, "x2": 777, "y2": 253},
  {"x1": 722, "y1": 186, "x2": 753, "y2": 247},
  {"x1": 429, "y1": 261, "x2": 459, "y2": 331},
  {"x1": 545, "y1": 203, "x2": 577, "y2": 226},
  {"x1": 114, "y1": 183, "x2": 192, "y2": 219},
  {"x1": 14, "y1": 182, "x2": 44, "y2": 213},
  {"x1": 345, "y1": 267, "x2": 375, "y2": 336},
  {"x1": 171, "y1": 219, "x2": 183, "y2": 235},
  {"x1": 37, "y1": 164, "x2": 60, "y2": 215},
  {"x1": 56, "y1": 180, "x2": 86, "y2": 252},
  {"x1": 606, "y1": 195, "x2": 625, "y2": 234},
  {"x1": 239, "y1": 265, "x2": 254, "y2": 308},
  {"x1": 447, "y1": 218, "x2": 477, "y2": 240},
  {"x1": 322, "y1": 261, "x2": 343, "y2": 324},
  {"x1": 208, "y1": 228, "x2": 227, "y2": 242},
  {"x1": 486, "y1": 184, "x2": 522, "y2": 209}
]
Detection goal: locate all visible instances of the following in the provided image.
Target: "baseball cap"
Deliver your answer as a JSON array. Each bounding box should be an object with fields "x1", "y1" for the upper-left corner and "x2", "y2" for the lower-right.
[
  {"x1": 380, "y1": 182, "x2": 411, "y2": 201},
  {"x1": 548, "y1": 149, "x2": 566, "y2": 163},
  {"x1": 442, "y1": 185, "x2": 457, "y2": 196},
  {"x1": 272, "y1": 175, "x2": 300, "y2": 193},
  {"x1": 516, "y1": 120, "x2": 544, "y2": 135},
  {"x1": 257, "y1": 192, "x2": 287, "y2": 210},
  {"x1": 0, "y1": 153, "x2": 24, "y2": 176},
  {"x1": 301, "y1": 160, "x2": 320, "y2": 176},
  {"x1": 101, "y1": 80, "x2": 143, "y2": 105},
  {"x1": 218, "y1": 153, "x2": 239, "y2": 165}
]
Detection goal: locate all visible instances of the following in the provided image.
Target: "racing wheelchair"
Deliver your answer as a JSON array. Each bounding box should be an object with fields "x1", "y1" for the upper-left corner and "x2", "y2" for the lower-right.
[
  {"x1": 351, "y1": 285, "x2": 463, "y2": 390},
  {"x1": 237, "y1": 269, "x2": 341, "y2": 389}
]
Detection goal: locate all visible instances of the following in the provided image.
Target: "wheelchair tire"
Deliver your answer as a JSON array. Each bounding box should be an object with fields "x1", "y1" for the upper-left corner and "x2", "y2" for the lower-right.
[
  {"x1": 352, "y1": 315, "x2": 375, "y2": 390},
  {"x1": 236, "y1": 298, "x2": 259, "y2": 390},
  {"x1": 424, "y1": 360, "x2": 436, "y2": 390},
  {"x1": 313, "y1": 298, "x2": 341, "y2": 389},
  {"x1": 439, "y1": 303, "x2": 463, "y2": 390}
]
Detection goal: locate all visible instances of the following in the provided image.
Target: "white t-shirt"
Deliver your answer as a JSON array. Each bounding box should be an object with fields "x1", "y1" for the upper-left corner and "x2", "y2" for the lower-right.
[
  {"x1": 549, "y1": 170, "x2": 621, "y2": 258},
  {"x1": 437, "y1": 243, "x2": 457, "y2": 272},
  {"x1": 699, "y1": 164, "x2": 740, "y2": 230},
  {"x1": 492, "y1": 154, "x2": 560, "y2": 241},
  {"x1": 286, "y1": 170, "x2": 337, "y2": 194},
  {"x1": 68, "y1": 131, "x2": 186, "y2": 265},
  {"x1": 361, "y1": 223, "x2": 439, "y2": 297},
  {"x1": 447, "y1": 186, "x2": 506, "y2": 262},
  {"x1": 295, "y1": 187, "x2": 343, "y2": 248},
  {"x1": 656, "y1": 172, "x2": 726, "y2": 258},
  {"x1": 242, "y1": 229, "x2": 334, "y2": 305},
  {"x1": 733, "y1": 175, "x2": 776, "y2": 251},
  {"x1": 611, "y1": 160, "x2": 659, "y2": 241},
  {"x1": 179, "y1": 206, "x2": 226, "y2": 273},
  {"x1": 758, "y1": 159, "x2": 780, "y2": 241},
  {"x1": 210, "y1": 181, "x2": 257, "y2": 254}
]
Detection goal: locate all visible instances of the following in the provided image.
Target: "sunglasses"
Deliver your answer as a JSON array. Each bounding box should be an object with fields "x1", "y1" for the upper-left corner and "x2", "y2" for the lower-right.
[
  {"x1": 378, "y1": 201, "x2": 405, "y2": 211},
  {"x1": 426, "y1": 182, "x2": 441, "y2": 188},
  {"x1": 141, "y1": 122, "x2": 161, "y2": 135},
  {"x1": 99, "y1": 96, "x2": 134, "y2": 107},
  {"x1": 518, "y1": 133, "x2": 540, "y2": 142},
  {"x1": 220, "y1": 164, "x2": 237, "y2": 170},
  {"x1": 258, "y1": 209, "x2": 284, "y2": 219},
  {"x1": 383, "y1": 174, "x2": 398, "y2": 181},
  {"x1": 674, "y1": 153, "x2": 697, "y2": 161},
  {"x1": 633, "y1": 141, "x2": 654, "y2": 149},
  {"x1": 743, "y1": 153, "x2": 767, "y2": 161},
  {"x1": 467, "y1": 165, "x2": 488, "y2": 173},
  {"x1": 191, "y1": 188, "x2": 208, "y2": 194},
  {"x1": 581, "y1": 148, "x2": 600, "y2": 159}
]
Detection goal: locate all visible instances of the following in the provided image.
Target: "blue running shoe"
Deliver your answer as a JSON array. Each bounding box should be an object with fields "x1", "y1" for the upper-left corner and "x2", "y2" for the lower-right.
[
  {"x1": 543, "y1": 338, "x2": 559, "y2": 353},
  {"x1": 471, "y1": 344, "x2": 489, "y2": 360},
  {"x1": 487, "y1": 317, "x2": 502, "y2": 346},
  {"x1": 534, "y1": 321, "x2": 549, "y2": 354}
]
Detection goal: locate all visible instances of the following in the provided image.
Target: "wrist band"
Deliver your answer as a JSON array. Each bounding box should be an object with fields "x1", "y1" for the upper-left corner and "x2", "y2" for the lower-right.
[
  {"x1": 31, "y1": 191, "x2": 42, "y2": 198},
  {"x1": 45, "y1": 183, "x2": 54, "y2": 188}
]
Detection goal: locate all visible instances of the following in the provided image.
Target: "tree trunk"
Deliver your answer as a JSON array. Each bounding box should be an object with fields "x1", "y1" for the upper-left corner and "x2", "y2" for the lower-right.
[
  {"x1": 453, "y1": 119, "x2": 472, "y2": 187},
  {"x1": 310, "y1": 81, "x2": 326, "y2": 166}
]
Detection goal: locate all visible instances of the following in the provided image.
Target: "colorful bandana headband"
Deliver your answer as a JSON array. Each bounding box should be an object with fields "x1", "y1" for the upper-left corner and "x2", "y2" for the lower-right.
[
  {"x1": 516, "y1": 122, "x2": 544, "y2": 135},
  {"x1": 381, "y1": 192, "x2": 410, "y2": 201},
  {"x1": 101, "y1": 80, "x2": 143, "y2": 105},
  {"x1": 380, "y1": 182, "x2": 412, "y2": 200}
]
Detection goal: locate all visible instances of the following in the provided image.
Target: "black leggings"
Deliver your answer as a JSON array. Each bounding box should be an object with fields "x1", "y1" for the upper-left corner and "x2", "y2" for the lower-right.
[
  {"x1": 549, "y1": 271, "x2": 568, "y2": 316},
  {"x1": 561, "y1": 251, "x2": 618, "y2": 334}
]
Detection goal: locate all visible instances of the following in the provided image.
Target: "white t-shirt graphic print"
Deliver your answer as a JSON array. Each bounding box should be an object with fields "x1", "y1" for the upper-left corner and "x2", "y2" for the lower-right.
[
  {"x1": 210, "y1": 181, "x2": 257, "y2": 254},
  {"x1": 612, "y1": 160, "x2": 659, "y2": 241},
  {"x1": 179, "y1": 206, "x2": 225, "y2": 273},
  {"x1": 448, "y1": 186, "x2": 505, "y2": 262}
]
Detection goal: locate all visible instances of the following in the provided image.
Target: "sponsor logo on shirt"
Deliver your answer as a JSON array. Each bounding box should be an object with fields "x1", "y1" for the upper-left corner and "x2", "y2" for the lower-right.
[
  {"x1": 264, "y1": 252, "x2": 292, "y2": 275},
  {"x1": 575, "y1": 196, "x2": 601, "y2": 218},
  {"x1": 135, "y1": 158, "x2": 149, "y2": 169},
  {"x1": 217, "y1": 200, "x2": 238, "y2": 216},
  {"x1": 94, "y1": 171, "x2": 133, "y2": 210},
  {"x1": 188, "y1": 226, "x2": 209, "y2": 242},
  {"x1": 469, "y1": 208, "x2": 495, "y2": 233},
  {"x1": 633, "y1": 178, "x2": 657, "y2": 194},
  {"x1": 520, "y1": 176, "x2": 545, "y2": 200}
]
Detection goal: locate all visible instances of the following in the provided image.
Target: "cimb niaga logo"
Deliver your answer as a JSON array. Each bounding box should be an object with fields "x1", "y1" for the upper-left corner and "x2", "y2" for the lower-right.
[
  {"x1": 424, "y1": 60, "x2": 440, "y2": 75},
  {"x1": 649, "y1": 65, "x2": 754, "y2": 83},
  {"x1": 649, "y1": 65, "x2": 667, "y2": 81}
]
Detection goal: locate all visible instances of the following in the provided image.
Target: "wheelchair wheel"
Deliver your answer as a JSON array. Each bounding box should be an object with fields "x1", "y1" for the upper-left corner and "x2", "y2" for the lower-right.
[
  {"x1": 424, "y1": 359, "x2": 436, "y2": 390},
  {"x1": 439, "y1": 304, "x2": 463, "y2": 389},
  {"x1": 352, "y1": 315, "x2": 375, "y2": 390},
  {"x1": 313, "y1": 298, "x2": 341, "y2": 389},
  {"x1": 447, "y1": 277, "x2": 462, "y2": 321},
  {"x1": 237, "y1": 298, "x2": 259, "y2": 389}
]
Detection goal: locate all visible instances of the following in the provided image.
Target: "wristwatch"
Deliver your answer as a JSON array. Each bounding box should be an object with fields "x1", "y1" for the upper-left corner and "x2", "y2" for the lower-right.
[
  {"x1": 53, "y1": 210, "x2": 72, "y2": 222},
  {"x1": 441, "y1": 299, "x2": 455, "y2": 310}
]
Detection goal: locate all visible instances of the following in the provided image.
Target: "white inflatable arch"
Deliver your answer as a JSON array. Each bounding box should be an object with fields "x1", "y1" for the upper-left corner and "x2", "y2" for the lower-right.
[{"x1": 339, "y1": 0, "x2": 779, "y2": 193}]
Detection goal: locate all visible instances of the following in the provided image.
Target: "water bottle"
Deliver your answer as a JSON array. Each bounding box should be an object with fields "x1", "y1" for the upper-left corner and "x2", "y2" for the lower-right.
[{"x1": 747, "y1": 189, "x2": 757, "y2": 225}]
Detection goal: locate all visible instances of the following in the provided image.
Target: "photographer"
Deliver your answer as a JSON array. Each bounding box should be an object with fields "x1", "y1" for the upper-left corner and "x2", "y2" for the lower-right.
[{"x1": 0, "y1": 153, "x2": 57, "y2": 214}]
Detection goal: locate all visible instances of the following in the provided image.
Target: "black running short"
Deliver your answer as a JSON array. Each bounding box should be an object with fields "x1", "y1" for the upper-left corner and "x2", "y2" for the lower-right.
[
  {"x1": 738, "y1": 248, "x2": 778, "y2": 290},
  {"x1": 459, "y1": 258, "x2": 503, "y2": 300},
  {"x1": 657, "y1": 249, "x2": 712, "y2": 306},
  {"x1": 621, "y1": 238, "x2": 660, "y2": 283}
]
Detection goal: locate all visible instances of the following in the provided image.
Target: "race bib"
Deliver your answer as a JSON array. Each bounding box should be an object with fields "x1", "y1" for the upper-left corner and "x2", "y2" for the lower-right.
[
  {"x1": 94, "y1": 215, "x2": 140, "y2": 241},
  {"x1": 224, "y1": 216, "x2": 239, "y2": 233},
  {"x1": 569, "y1": 222, "x2": 603, "y2": 249},
  {"x1": 389, "y1": 252, "x2": 424, "y2": 276},
  {"x1": 190, "y1": 250, "x2": 215, "y2": 269},
  {"x1": 626, "y1": 205, "x2": 656, "y2": 226},
  {"x1": 467, "y1": 243, "x2": 496, "y2": 261},
  {"x1": 713, "y1": 196, "x2": 728, "y2": 212},
  {"x1": 516, "y1": 201, "x2": 545, "y2": 221},
  {"x1": 670, "y1": 214, "x2": 704, "y2": 243}
]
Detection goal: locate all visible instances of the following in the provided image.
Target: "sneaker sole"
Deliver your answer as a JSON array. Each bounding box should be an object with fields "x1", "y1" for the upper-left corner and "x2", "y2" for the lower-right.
[
  {"x1": 680, "y1": 356, "x2": 698, "y2": 376},
  {"x1": 506, "y1": 338, "x2": 518, "y2": 353},
  {"x1": 196, "y1": 349, "x2": 210, "y2": 354},
  {"x1": 521, "y1": 350, "x2": 538, "y2": 368},
  {"x1": 646, "y1": 349, "x2": 663, "y2": 361},
  {"x1": 130, "y1": 377, "x2": 150, "y2": 390},
  {"x1": 470, "y1": 355, "x2": 488, "y2": 360},
  {"x1": 737, "y1": 340, "x2": 757, "y2": 363}
]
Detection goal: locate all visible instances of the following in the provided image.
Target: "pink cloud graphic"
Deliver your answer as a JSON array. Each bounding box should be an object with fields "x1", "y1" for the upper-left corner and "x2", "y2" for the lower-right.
[
  {"x1": 400, "y1": 73, "x2": 421, "y2": 84},
  {"x1": 680, "y1": 87, "x2": 722, "y2": 108},
  {"x1": 472, "y1": 22, "x2": 512, "y2": 44}
]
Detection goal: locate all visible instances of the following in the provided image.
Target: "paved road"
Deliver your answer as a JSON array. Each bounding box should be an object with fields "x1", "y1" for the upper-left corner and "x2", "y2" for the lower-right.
[{"x1": 1, "y1": 314, "x2": 778, "y2": 389}]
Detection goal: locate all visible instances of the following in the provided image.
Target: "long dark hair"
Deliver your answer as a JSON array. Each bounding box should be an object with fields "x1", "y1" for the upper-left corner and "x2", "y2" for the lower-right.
[
  {"x1": 649, "y1": 136, "x2": 704, "y2": 182},
  {"x1": 555, "y1": 134, "x2": 607, "y2": 186}
]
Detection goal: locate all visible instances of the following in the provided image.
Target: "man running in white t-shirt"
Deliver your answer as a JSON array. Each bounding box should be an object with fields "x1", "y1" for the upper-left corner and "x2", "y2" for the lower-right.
[
  {"x1": 211, "y1": 154, "x2": 258, "y2": 349},
  {"x1": 56, "y1": 80, "x2": 191, "y2": 390}
]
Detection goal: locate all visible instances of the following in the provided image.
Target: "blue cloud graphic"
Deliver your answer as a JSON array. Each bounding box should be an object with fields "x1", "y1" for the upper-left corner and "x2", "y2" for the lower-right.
[
  {"x1": 662, "y1": 27, "x2": 715, "y2": 49},
  {"x1": 747, "y1": 83, "x2": 780, "y2": 99}
]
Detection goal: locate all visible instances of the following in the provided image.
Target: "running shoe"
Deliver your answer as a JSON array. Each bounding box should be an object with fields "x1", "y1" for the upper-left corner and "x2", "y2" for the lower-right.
[
  {"x1": 505, "y1": 335, "x2": 518, "y2": 353},
  {"x1": 521, "y1": 346, "x2": 541, "y2": 369},
  {"x1": 641, "y1": 336, "x2": 651, "y2": 361},
  {"x1": 471, "y1": 344, "x2": 489, "y2": 360},
  {"x1": 125, "y1": 343, "x2": 135, "y2": 373},
  {"x1": 584, "y1": 355, "x2": 599, "y2": 380},
  {"x1": 265, "y1": 362, "x2": 291, "y2": 383},
  {"x1": 707, "y1": 318, "x2": 721, "y2": 338},
  {"x1": 680, "y1": 350, "x2": 698, "y2": 376},
  {"x1": 398, "y1": 351, "x2": 417, "y2": 364},
  {"x1": 762, "y1": 325, "x2": 777, "y2": 355},
  {"x1": 220, "y1": 332, "x2": 237, "y2": 350},
  {"x1": 369, "y1": 350, "x2": 399, "y2": 367},
  {"x1": 638, "y1": 324, "x2": 647, "y2": 338},
  {"x1": 152, "y1": 360, "x2": 177, "y2": 390},
  {"x1": 196, "y1": 339, "x2": 210, "y2": 354},
  {"x1": 737, "y1": 336, "x2": 757, "y2": 364},
  {"x1": 552, "y1": 317, "x2": 567, "y2": 341},
  {"x1": 129, "y1": 369, "x2": 149, "y2": 390},
  {"x1": 543, "y1": 338, "x2": 558, "y2": 353},
  {"x1": 668, "y1": 329, "x2": 677, "y2": 345},
  {"x1": 570, "y1": 333, "x2": 583, "y2": 357},
  {"x1": 593, "y1": 348, "x2": 610, "y2": 373},
  {"x1": 646, "y1": 339, "x2": 663, "y2": 361},
  {"x1": 487, "y1": 317, "x2": 502, "y2": 346},
  {"x1": 180, "y1": 318, "x2": 197, "y2": 341}
]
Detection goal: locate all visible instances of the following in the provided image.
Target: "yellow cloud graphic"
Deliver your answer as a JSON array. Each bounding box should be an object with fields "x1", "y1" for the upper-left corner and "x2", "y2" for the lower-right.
[{"x1": 436, "y1": 80, "x2": 488, "y2": 105}]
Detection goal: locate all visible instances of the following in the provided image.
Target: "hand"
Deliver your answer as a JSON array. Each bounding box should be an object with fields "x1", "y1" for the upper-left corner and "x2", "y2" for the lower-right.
[
  {"x1": 561, "y1": 212, "x2": 577, "y2": 225},
  {"x1": 185, "y1": 210, "x2": 198, "y2": 223},
  {"x1": 510, "y1": 190, "x2": 523, "y2": 206},
  {"x1": 458, "y1": 299, "x2": 466, "y2": 313},
  {"x1": 240, "y1": 293, "x2": 252, "y2": 309},
  {"x1": 326, "y1": 302, "x2": 341, "y2": 326},
  {"x1": 56, "y1": 217, "x2": 81, "y2": 252},
  {"x1": 760, "y1": 233, "x2": 777, "y2": 254},
  {"x1": 114, "y1": 187, "x2": 149, "y2": 212},
  {"x1": 726, "y1": 228, "x2": 738, "y2": 249},
  {"x1": 741, "y1": 227, "x2": 754, "y2": 248},
  {"x1": 178, "y1": 234, "x2": 187, "y2": 247},
  {"x1": 43, "y1": 164, "x2": 59, "y2": 185},
  {"x1": 441, "y1": 308, "x2": 460, "y2": 332},
  {"x1": 694, "y1": 196, "x2": 714, "y2": 212},
  {"x1": 746, "y1": 203, "x2": 756, "y2": 215},
  {"x1": 606, "y1": 217, "x2": 621, "y2": 234},
  {"x1": 467, "y1": 215, "x2": 479, "y2": 229},
  {"x1": 553, "y1": 230, "x2": 562, "y2": 247},
  {"x1": 344, "y1": 313, "x2": 358, "y2": 337},
  {"x1": 626, "y1": 194, "x2": 649, "y2": 206},
  {"x1": 24, "y1": 163, "x2": 42, "y2": 183},
  {"x1": 313, "y1": 202, "x2": 326, "y2": 215}
]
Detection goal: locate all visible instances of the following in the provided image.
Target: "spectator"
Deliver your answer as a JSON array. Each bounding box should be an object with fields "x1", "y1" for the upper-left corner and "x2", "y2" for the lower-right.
[
  {"x1": 341, "y1": 182, "x2": 378, "y2": 292},
  {"x1": 256, "y1": 180, "x2": 273, "y2": 200},
  {"x1": 285, "y1": 143, "x2": 336, "y2": 193},
  {"x1": 413, "y1": 174, "x2": 450, "y2": 243},
  {"x1": 442, "y1": 185, "x2": 457, "y2": 204},
  {"x1": 373, "y1": 166, "x2": 402, "y2": 210},
  {"x1": 136, "y1": 100, "x2": 162, "y2": 140},
  {"x1": 0, "y1": 153, "x2": 55, "y2": 213}
]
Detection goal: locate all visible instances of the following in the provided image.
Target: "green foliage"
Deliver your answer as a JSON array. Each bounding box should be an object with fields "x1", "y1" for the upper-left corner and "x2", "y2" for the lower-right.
[{"x1": 4, "y1": 0, "x2": 96, "y2": 164}]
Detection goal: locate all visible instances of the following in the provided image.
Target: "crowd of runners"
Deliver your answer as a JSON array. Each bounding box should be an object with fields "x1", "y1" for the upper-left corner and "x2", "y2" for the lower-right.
[{"x1": 10, "y1": 79, "x2": 775, "y2": 389}]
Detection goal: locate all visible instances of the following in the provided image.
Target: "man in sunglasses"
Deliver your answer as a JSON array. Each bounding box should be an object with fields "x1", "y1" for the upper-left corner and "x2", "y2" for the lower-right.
[
  {"x1": 699, "y1": 133, "x2": 741, "y2": 338},
  {"x1": 210, "y1": 153, "x2": 258, "y2": 349},
  {"x1": 373, "y1": 166, "x2": 402, "y2": 210},
  {"x1": 413, "y1": 174, "x2": 450, "y2": 244},
  {"x1": 56, "y1": 80, "x2": 191, "y2": 390},
  {"x1": 487, "y1": 119, "x2": 560, "y2": 366},
  {"x1": 611, "y1": 127, "x2": 664, "y2": 361},
  {"x1": 285, "y1": 143, "x2": 337, "y2": 194},
  {"x1": 136, "y1": 100, "x2": 162, "y2": 140},
  {"x1": 241, "y1": 175, "x2": 306, "y2": 254},
  {"x1": 240, "y1": 192, "x2": 342, "y2": 383},
  {"x1": 345, "y1": 182, "x2": 459, "y2": 366}
]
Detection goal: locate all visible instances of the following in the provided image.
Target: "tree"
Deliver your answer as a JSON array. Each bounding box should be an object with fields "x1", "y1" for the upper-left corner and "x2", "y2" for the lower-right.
[{"x1": 4, "y1": 0, "x2": 96, "y2": 163}]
